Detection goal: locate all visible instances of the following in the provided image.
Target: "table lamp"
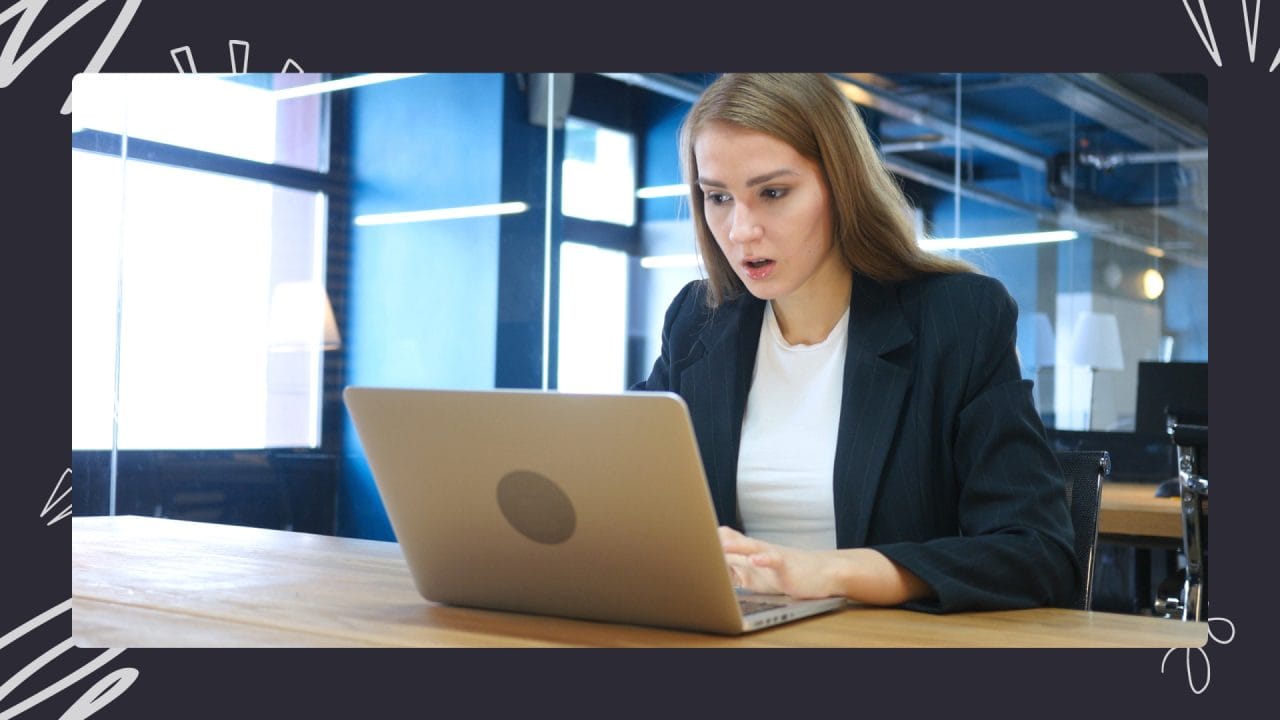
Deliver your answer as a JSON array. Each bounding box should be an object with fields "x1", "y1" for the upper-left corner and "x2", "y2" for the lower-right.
[
  {"x1": 1030, "y1": 312, "x2": 1056, "y2": 414},
  {"x1": 1070, "y1": 311, "x2": 1124, "y2": 430}
]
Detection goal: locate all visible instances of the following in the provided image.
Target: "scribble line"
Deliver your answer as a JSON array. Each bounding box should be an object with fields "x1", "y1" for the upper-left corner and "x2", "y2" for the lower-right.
[
  {"x1": 1182, "y1": 0, "x2": 1224, "y2": 66},
  {"x1": 170, "y1": 45, "x2": 196, "y2": 73},
  {"x1": 1242, "y1": 0, "x2": 1261, "y2": 62},
  {"x1": 1161, "y1": 616, "x2": 1236, "y2": 695},
  {"x1": 40, "y1": 468, "x2": 71, "y2": 526},
  {"x1": 169, "y1": 41, "x2": 304, "y2": 75},
  {"x1": 0, "y1": 0, "x2": 144, "y2": 114},
  {"x1": 228, "y1": 39, "x2": 248, "y2": 73},
  {"x1": 0, "y1": 599, "x2": 137, "y2": 718}
]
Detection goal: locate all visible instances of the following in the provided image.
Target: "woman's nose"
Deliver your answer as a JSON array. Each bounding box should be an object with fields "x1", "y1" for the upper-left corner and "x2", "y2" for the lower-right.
[{"x1": 727, "y1": 206, "x2": 762, "y2": 244}]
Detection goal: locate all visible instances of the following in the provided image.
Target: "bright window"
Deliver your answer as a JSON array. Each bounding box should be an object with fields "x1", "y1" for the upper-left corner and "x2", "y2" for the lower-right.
[
  {"x1": 556, "y1": 242, "x2": 629, "y2": 392},
  {"x1": 561, "y1": 117, "x2": 636, "y2": 226},
  {"x1": 71, "y1": 74, "x2": 326, "y2": 171},
  {"x1": 71, "y1": 74, "x2": 331, "y2": 450}
]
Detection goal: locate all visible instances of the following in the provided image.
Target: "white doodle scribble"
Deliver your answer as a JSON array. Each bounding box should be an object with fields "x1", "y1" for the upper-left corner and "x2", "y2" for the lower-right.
[
  {"x1": 229, "y1": 39, "x2": 248, "y2": 73},
  {"x1": 169, "y1": 44, "x2": 196, "y2": 73},
  {"x1": 1242, "y1": 0, "x2": 1261, "y2": 62},
  {"x1": 0, "y1": 0, "x2": 143, "y2": 114},
  {"x1": 1182, "y1": 0, "x2": 1223, "y2": 66},
  {"x1": 169, "y1": 40, "x2": 303, "y2": 74},
  {"x1": 40, "y1": 468, "x2": 71, "y2": 526},
  {"x1": 1161, "y1": 616, "x2": 1236, "y2": 695},
  {"x1": 0, "y1": 599, "x2": 137, "y2": 719},
  {"x1": 1183, "y1": 0, "x2": 1280, "y2": 70}
]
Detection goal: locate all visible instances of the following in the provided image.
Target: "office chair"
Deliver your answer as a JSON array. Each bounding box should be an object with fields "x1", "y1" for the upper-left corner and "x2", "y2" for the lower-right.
[
  {"x1": 1154, "y1": 423, "x2": 1209, "y2": 621},
  {"x1": 1055, "y1": 450, "x2": 1109, "y2": 611}
]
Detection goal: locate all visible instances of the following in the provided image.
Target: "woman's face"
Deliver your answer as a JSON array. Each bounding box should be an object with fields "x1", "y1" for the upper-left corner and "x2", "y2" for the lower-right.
[{"x1": 694, "y1": 121, "x2": 842, "y2": 304}]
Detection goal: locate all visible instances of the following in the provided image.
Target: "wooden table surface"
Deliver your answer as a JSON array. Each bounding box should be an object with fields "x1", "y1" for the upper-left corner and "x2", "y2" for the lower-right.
[
  {"x1": 1098, "y1": 482, "x2": 1184, "y2": 542},
  {"x1": 72, "y1": 515, "x2": 1207, "y2": 649}
]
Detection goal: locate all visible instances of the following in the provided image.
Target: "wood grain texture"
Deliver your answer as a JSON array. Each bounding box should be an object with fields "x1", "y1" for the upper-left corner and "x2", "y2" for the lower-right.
[{"x1": 72, "y1": 516, "x2": 1207, "y2": 648}]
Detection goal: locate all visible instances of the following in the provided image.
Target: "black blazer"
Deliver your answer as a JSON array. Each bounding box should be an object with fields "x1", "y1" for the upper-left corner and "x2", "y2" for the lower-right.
[{"x1": 634, "y1": 272, "x2": 1079, "y2": 612}]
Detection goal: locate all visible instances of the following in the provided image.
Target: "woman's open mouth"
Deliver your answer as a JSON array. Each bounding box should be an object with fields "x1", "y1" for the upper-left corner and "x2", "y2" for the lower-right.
[{"x1": 742, "y1": 257, "x2": 776, "y2": 280}]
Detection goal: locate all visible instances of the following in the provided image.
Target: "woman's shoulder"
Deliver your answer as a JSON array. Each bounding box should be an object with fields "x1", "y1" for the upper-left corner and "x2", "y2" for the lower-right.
[
  {"x1": 662, "y1": 279, "x2": 709, "y2": 323},
  {"x1": 663, "y1": 279, "x2": 758, "y2": 322},
  {"x1": 899, "y1": 271, "x2": 1015, "y2": 316},
  {"x1": 893, "y1": 271, "x2": 1019, "y2": 352},
  {"x1": 659, "y1": 279, "x2": 763, "y2": 349}
]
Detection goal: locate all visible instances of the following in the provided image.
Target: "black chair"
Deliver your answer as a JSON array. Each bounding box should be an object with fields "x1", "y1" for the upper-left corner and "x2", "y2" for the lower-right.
[
  {"x1": 1154, "y1": 423, "x2": 1209, "y2": 621},
  {"x1": 1056, "y1": 450, "x2": 1110, "y2": 611}
]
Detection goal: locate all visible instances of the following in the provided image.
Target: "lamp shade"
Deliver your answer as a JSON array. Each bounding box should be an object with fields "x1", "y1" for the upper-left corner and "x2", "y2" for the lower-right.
[
  {"x1": 1032, "y1": 312, "x2": 1055, "y2": 368},
  {"x1": 1069, "y1": 311, "x2": 1124, "y2": 371},
  {"x1": 268, "y1": 282, "x2": 341, "y2": 351}
]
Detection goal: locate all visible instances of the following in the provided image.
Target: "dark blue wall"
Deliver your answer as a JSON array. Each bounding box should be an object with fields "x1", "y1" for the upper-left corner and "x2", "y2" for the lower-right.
[
  {"x1": 339, "y1": 73, "x2": 505, "y2": 540},
  {"x1": 640, "y1": 98, "x2": 689, "y2": 223}
]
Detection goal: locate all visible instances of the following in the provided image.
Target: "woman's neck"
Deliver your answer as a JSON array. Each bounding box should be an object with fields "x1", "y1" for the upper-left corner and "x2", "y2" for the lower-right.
[{"x1": 770, "y1": 261, "x2": 853, "y2": 346}]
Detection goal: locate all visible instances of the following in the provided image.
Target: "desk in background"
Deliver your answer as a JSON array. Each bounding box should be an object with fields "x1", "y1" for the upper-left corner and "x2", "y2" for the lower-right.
[
  {"x1": 72, "y1": 516, "x2": 1205, "y2": 648},
  {"x1": 1099, "y1": 482, "x2": 1183, "y2": 544},
  {"x1": 1097, "y1": 482, "x2": 1210, "y2": 616}
]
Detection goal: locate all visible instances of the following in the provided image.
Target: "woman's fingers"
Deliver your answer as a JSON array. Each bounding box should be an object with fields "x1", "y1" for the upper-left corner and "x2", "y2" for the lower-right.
[
  {"x1": 718, "y1": 526, "x2": 764, "y2": 555},
  {"x1": 749, "y1": 551, "x2": 783, "y2": 569}
]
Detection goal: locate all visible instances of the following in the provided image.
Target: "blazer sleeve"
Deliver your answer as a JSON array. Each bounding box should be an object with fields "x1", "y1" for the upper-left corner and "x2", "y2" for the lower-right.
[{"x1": 874, "y1": 278, "x2": 1079, "y2": 612}]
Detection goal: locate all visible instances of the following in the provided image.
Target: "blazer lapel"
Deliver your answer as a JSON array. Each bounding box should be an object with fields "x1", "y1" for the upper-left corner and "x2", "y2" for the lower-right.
[
  {"x1": 833, "y1": 274, "x2": 915, "y2": 548},
  {"x1": 677, "y1": 294, "x2": 765, "y2": 529}
]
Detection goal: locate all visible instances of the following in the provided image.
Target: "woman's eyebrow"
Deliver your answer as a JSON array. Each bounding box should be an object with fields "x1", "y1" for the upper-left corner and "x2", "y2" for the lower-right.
[{"x1": 697, "y1": 168, "x2": 800, "y2": 188}]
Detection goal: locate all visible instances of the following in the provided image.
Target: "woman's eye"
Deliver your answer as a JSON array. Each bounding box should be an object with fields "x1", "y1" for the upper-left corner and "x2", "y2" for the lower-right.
[
  {"x1": 762, "y1": 187, "x2": 787, "y2": 200},
  {"x1": 705, "y1": 192, "x2": 730, "y2": 205}
]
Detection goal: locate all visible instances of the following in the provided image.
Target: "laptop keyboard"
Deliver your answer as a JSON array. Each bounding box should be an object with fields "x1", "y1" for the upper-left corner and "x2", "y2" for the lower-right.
[{"x1": 738, "y1": 599, "x2": 786, "y2": 615}]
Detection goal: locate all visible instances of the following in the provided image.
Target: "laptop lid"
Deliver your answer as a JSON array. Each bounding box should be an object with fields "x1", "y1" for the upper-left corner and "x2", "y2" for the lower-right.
[{"x1": 343, "y1": 387, "x2": 843, "y2": 635}]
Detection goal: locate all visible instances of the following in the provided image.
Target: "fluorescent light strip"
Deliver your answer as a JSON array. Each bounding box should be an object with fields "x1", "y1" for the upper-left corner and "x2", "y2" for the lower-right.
[
  {"x1": 641, "y1": 232, "x2": 1075, "y2": 267},
  {"x1": 274, "y1": 73, "x2": 429, "y2": 101},
  {"x1": 920, "y1": 230, "x2": 1077, "y2": 251},
  {"x1": 636, "y1": 184, "x2": 688, "y2": 199},
  {"x1": 354, "y1": 201, "x2": 529, "y2": 226},
  {"x1": 639, "y1": 253, "x2": 700, "y2": 269}
]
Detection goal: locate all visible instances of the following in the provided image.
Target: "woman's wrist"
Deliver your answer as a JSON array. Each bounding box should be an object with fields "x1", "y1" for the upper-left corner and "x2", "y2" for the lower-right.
[{"x1": 824, "y1": 548, "x2": 932, "y2": 606}]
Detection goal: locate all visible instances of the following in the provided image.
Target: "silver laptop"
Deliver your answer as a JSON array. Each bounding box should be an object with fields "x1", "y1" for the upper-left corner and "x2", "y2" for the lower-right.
[{"x1": 343, "y1": 386, "x2": 845, "y2": 635}]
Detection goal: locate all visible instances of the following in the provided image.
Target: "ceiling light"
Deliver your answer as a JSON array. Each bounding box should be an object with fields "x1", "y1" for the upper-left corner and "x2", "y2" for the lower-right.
[
  {"x1": 354, "y1": 201, "x2": 529, "y2": 226},
  {"x1": 636, "y1": 184, "x2": 687, "y2": 199},
  {"x1": 639, "y1": 254, "x2": 700, "y2": 269},
  {"x1": 919, "y1": 230, "x2": 1078, "y2": 252},
  {"x1": 1142, "y1": 268, "x2": 1165, "y2": 300},
  {"x1": 273, "y1": 73, "x2": 428, "y2": 101}
]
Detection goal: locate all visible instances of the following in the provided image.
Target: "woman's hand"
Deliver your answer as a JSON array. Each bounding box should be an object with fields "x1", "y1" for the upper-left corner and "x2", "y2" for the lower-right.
[
  {"x1": 718, "y1": 526, "x2": 934, "y2": 605},
  {"x1": 718, "y1": 526, "x2": 839, "y2": 599}
]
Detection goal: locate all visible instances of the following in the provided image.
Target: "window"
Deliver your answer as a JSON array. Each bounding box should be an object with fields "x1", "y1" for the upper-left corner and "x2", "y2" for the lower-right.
[
  {"x1": 556, "y1": 242, "x2": 630, "y2": 392},
  {"x1": 71, "y1": 74, "x2": 333, "y2": 450},
  {"x1": 560, "y1": 117, "x2": 636, "y2": 226}
]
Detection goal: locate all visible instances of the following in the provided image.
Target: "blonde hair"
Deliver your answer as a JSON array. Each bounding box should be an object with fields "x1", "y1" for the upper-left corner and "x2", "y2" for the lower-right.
[{"x1": 680, "y1": 73, "x2": 973, "y2": 307}]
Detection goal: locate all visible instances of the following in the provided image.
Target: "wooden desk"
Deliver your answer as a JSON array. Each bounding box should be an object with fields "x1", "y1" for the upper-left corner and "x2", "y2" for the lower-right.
[
  {"x1": 1098, "y1": 482, "x2": 1183, "y2": 543},
  {"x1": 72, "y1": 515, "x2": 1206, "y2": 649}
]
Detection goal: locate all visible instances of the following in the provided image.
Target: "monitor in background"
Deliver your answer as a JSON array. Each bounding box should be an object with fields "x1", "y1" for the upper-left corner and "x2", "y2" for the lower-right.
[{"x1": 1134, "y1": 361, "x2": 1208, "y2": 436}]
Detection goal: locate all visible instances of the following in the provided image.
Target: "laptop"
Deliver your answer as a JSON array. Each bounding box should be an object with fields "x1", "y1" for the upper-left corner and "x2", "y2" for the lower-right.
[{"x1": 343, "y1": 386, "x2": 846, "y2": 635}]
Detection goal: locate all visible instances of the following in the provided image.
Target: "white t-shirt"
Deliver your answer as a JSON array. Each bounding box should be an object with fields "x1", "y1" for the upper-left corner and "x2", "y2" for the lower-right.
[{"x1": 736, "y1": 301, "x2": 849, "y2": 551}]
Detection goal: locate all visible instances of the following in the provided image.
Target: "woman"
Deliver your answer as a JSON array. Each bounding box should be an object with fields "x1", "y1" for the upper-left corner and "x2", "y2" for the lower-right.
[{"x1": 634, "y1": 73, "x2": 1077, "y2": 612}]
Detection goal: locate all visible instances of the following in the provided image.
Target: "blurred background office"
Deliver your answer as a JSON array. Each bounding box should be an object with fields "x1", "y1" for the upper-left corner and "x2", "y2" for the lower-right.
[{"x1": 71, "y1": 73, "x2": 1207, "y2": 609}]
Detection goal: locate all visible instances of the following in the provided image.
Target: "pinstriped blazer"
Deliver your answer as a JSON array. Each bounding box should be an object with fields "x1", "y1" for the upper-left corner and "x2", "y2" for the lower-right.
[{"x1": 634, "y1": 272, "x2": 1079, "y2": 612}]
